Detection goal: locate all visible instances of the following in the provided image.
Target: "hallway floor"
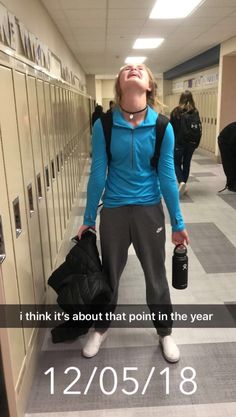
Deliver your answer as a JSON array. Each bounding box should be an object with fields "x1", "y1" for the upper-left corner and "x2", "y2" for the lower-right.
[{"x1": 25, "y1": 148, "x2": 236, "y2": 417}]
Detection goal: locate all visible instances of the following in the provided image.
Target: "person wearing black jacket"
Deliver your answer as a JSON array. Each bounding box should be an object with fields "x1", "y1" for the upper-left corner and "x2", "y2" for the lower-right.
[
  {"x1": 92, "y1": 104, "x2": 105, "y2": 126},
  {"x1": 170, "y1": 90, "x2": 201, "y2": 195},
  {"x1": 218, "y1": 122, "x2": 236, "y2": 192}
]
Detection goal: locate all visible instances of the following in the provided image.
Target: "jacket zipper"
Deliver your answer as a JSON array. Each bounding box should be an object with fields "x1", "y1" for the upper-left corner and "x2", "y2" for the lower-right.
[{"x1": 131, "y1": 130, "x2": 134, "y2": 168}]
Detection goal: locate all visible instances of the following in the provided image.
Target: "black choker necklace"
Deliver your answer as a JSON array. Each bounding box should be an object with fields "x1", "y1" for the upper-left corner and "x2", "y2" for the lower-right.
[{"x1": 120, "y1": 104, "x2": 147, "y2": 120}]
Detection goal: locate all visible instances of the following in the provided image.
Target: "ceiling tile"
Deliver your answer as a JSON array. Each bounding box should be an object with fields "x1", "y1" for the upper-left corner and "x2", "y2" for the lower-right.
[
  {"x1": 140, "y1": 27, "x2": 177, "y2": 37},
  {"x1": 69, "y1": 18, "x2": 106, "y2": 29},
  {"x1": 194, "y1": 6, "x2": 236, "y2": 18},
  {"x1": 204, "y1": 0, "x2": 236, "y2": 6},
  {"x1": 107, "y1": 19, "x2": 145, "y2": 29},
  {"x1": 60, "y1": 0, "x2": 107, "y2": 9},
  {"x1": 41, "y1": 0, "x2": 61, "y2": 11},
  {"x1": 64, "y1": 9, "x2": 106, "y2": 20},
  {"x1": 109, "y1": 0, "x2": 155, "y2": 9},
  {"x1": 107, "y1": 27, "x2": 141, "y2": 35},
  {"x1": 41, "y1": 0, "x2": 236, "y2": 76},
  {"x1": 108, "y1": 9, "x2": 150, "y2": 19},
  {"x1": 72, "y1": 28, "x2": 106, "y2": 38}
]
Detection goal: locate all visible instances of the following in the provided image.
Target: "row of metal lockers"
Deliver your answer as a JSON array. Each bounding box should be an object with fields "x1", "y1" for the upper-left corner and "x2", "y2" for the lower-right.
[{"x1": 0, "y1": 60, "x2": 92, "y2": 388}]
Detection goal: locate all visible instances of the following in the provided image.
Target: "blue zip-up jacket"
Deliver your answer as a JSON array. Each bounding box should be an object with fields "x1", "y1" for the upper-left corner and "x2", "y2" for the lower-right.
[{"x1": 84, "y1": 106, "x2": 185, "y2": 232}]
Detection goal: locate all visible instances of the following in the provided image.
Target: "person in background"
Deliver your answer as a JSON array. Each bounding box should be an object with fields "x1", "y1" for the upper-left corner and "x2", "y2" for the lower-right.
[
  {"x1": 78, "y1": 63, "x2": 189, "y2": 363},
  {"x1": 106, "y1": 100, "x2": 116, "y2": 114},
  {"x1": 170, "y1": 90, "x2": 202, "y2": 196},
  {"x1": 218, "y1": 121, "x2": 236, "y2": 192},
  {"x1": 92, "y1": 104, "x2": 105, "y2": 126}
]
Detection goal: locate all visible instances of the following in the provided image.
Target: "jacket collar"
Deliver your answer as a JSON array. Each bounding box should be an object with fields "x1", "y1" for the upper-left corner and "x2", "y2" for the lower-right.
[{"x1": 112, "y1": 105, "x2": 157, "y2": 128}]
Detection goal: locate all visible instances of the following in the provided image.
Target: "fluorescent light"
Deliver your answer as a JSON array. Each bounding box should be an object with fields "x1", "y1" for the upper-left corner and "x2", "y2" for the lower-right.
[
  {"x1": 150, "y1": 0, "x2": 204, "y2": 19},
  {"x1": 133, "y1": 38, "x2": 164, "y2": 49},
  {"x1": 125, "y1": 57, "x2": 147, "y2": 64}
]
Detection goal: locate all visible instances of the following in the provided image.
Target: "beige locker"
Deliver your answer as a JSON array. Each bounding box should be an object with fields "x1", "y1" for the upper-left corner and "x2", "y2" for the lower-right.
[
  {"x1": 208, "y1": 90, "x2": 214, "y2": 153},
  {"x1": 51, "y1": 84, "x2": 66, "y2": 232},
  {"x1": 26, "y1": 75, "x2": 52, "y2": 281},
  {"x1": 71, "y1": 93, "x2": 76, "y2": 198},
  {"x1": 205, "y1": 92, "x2": 210, "y2": 151},
  {"x1": 13, "y1": 70, "x2": 45, "y2": 304},
  {"x1": 0, "y1": 141, "x2": 25, "y2": 388},
  {"x1": 57, "y1": 86, "x2": 68, "y2": 226},
  {"x1": 44, "y1": 82, "x2": 62, "y2": 246},
  {"x1": 36, "y1": 79, "x2": 57, "y2": 265},
  {"x1": 212, "y1": 90, "x2": 218, "y2": 153},
  {"x1": 70, "y1": 92, "x2": 76, "y2": 202},
  {"x1": 201, "y1": 91, "x2": 206, "y2": 149},
  {"x1": 67, "y1": 91, "x2": 74, "y2": 206},
  {"x1": 75, "y1": 95, "x2": 81, "y2": 188},
  {"x1": 63, "y1": 89, "x2": 72, "y2": 213},
  {"x1": 0, "y1": 65, "x2": 34, "y2": 346},
  {"x1": 59, "y1": 88, "x2": 69, "y2": 222}
]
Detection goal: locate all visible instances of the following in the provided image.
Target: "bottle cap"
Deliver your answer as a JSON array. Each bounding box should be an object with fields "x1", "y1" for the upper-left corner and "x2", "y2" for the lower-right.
[{"x1": 174, "y1": 244, "x2": 187, "y2": 255}]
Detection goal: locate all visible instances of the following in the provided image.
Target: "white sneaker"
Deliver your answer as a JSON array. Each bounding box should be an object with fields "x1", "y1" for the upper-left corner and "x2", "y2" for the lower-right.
[
  {"x1": 179, "y1": 182, "x2": 186, "y2": 196},
  {"x1": 82, "y1": 330, "x2": 108, "y2": 358},
  {"x1": 159, "y1": 335, "x2": 180, "y2": 363}
]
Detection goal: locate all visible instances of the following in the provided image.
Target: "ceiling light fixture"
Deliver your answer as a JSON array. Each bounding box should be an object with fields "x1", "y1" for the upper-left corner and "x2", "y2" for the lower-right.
[
  {"x1": 124, "y1": 57, "x2": 147, "y2": 64},
  {"x1": 149, "y1": 0, "x2": 205, "y2": 19},
  {"x1": 133, "y1": 38, "x2": 164, "y2": 49}
]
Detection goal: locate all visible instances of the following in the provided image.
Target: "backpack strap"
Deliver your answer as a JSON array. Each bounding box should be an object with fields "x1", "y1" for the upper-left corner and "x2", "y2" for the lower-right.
[
  {"x1": 100, "y1": 111, "x2": 113, "y2": 164},
  {"x1": 100, "y1": 111, "x2": 169, "y2": 171},
  {"x1": 150, "y1": 113, "x2": 169, "y2": 172}
]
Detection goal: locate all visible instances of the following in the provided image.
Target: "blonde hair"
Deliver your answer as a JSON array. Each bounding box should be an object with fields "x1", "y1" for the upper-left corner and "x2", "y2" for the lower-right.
[{"x1": 114, "y1": 64, "x2": 166, "y2": 113}]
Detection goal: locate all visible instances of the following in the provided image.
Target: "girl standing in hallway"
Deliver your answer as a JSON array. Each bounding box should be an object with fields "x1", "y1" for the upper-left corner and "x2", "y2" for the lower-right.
[
  {"x1": 170, "y1": 90, "x2": 202, "y2": 195},
  {"x1": 78, "y1": 64, "x2": 189, "y2": 362}
]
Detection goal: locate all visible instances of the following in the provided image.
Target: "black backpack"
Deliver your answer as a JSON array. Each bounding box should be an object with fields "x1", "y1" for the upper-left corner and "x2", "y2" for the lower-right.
[
  {"x1": 180, "y1": 110, "x2": 202, "y2": 147},
  {"x1": 100, "y1": 111, "x2": 169, "y2": 172}
]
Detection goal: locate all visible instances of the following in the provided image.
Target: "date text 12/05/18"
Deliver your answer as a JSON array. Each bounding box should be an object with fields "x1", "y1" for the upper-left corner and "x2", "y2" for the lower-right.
[{"x1": 44, "y1": 366, "x2": 197, "y2": 396}]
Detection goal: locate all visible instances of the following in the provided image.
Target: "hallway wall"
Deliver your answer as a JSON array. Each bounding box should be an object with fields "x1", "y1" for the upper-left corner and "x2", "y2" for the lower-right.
[{"x1": 2, "y1": 0, "x2": 86, "y2": 86}]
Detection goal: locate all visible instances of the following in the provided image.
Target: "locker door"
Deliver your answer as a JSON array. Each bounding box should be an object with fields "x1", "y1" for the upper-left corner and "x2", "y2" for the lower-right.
[
  {"x1": 0, "y1": 66, "x2": 35, "y2": 349},
  {"x1": 51, "y1": 85, "x2": 66, "y2": 233},
  {"x1": 0, "y1": 140, "x2": 25, "y2": 388},
  {"x1": 199, "y1": 92, "x2": 204, "y2": 149},
  {"x1": 201, "y1": 91, "x2": 206, "y2": 150},
  {"x1": 26, "y1": 75, "x2": 52, "y2": 281},
  {"x1": 212, "y1": 90, "x2": 218, "y2": 153},
  {"x1": 59, "y1": 88, "x2": 69, "y2": 222},
  {"x1": 205, "y1": 92, "x2": 210, "y2": 151},
  {"x1": 70, "y1": 92, "x2": 76, "y2": 199},
  {"x1": 66, "y1": 90, "x2": 73, "y2": 209},
  {"x1": 75, "y1": 94, "x2": 81, "y2": 189},
  {"x1": 36, "y1": 79, "x2": 57, "y2": 266},
  {"x1": 13, "y1": 70, "x2": 45, "y2": 303},
  {"x1": 208, "y1": 90, "x2": 214, "y2": 153},
  {"x1": 63, "y1": 89, "x2": 72, "y2": 214},
  {"x1": 74, "y1": 93, "x2": 80, "y2": 192},
  {"x1": 44, "y1": 82, "x2": 62, "y2": 246},
  {"x1": 56, "y1": 87, "x2": 67, "y2": 227}
]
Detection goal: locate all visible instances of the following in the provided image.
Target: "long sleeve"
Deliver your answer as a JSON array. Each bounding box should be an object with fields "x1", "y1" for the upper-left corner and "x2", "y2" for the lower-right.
[
  {"x1": 158, "y1": 122, "x2": 185, "y2": 232},
  {"x1": 83, "y1": 120, "x2": 108, "y2": 226}
]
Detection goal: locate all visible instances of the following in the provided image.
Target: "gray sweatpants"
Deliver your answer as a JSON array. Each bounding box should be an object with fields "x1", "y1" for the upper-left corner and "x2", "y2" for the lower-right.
[{"x1": 97, "y1": 203, "x2": 172, "y2": 336}]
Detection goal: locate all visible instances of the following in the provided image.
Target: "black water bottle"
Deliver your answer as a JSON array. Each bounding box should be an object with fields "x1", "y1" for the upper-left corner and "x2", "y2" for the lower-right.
[{"x1": 172, "y1": 244, "x2": 188, "y2": 290}]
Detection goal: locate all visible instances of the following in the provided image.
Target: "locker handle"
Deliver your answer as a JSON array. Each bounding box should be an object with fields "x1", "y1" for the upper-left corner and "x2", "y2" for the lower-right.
[
  {"x1": 0, "y1": 215, "x2": 6, "y2": 263},
  {"x1": 56, "y1": 154, "x2": 60, "y2": 173},
  {"x1": 13, "y1": 197, "x2": 22, "y2": 238},
  {"x1": 0, "y1": 254, "x2": 6, "y2": 264},
  {"x1": 45, "y1": 166, "x2": 50, "y2": 190},
  {"x1": 37, "y1": 173, "x2": 43, "y2": 200},
  {"x1": 27, "y1": 183, "x2": 35, "y2": 216},
  {"x1": 51, "y1": 159, "x2": 56, "y2": 180}
]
